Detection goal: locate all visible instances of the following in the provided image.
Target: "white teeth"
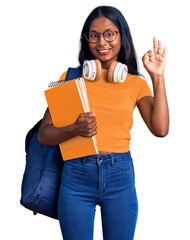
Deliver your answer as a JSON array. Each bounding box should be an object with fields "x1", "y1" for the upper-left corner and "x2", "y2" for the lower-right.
[{"x1": 99, "y1": 49, "x2": 109, "y2": 52}]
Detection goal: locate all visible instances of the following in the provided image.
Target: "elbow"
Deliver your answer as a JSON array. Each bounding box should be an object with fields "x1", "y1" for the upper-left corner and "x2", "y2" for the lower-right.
[
  {"x1": 37, "y1": 126, "x2": 57, "y2": 146},
  {"x1": 150, "y1": 120, "x2": 169, "y2": 138},
  {"x1": 37, "y1": 132, "x2": 45, "y2": 145},
  {"x1": 37, "y1": 128, "x2": 48, "y2": 145},
  {"x1": 152, "y1": 128, "x2": 169, "y2": 138}
]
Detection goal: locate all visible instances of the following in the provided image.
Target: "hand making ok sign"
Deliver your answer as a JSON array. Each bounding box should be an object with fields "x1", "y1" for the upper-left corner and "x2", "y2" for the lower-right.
[{"x1": 142, "y1": 37, "x2": 167, "y2": 79}]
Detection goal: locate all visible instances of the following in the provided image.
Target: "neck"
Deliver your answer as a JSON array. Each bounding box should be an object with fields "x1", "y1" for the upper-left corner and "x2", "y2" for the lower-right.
[{"x1": 101, "y1": 60, "x2": 113, "y2": 69}]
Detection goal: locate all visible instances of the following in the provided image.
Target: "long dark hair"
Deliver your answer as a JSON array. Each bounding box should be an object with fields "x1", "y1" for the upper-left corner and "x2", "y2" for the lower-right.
[{"x1": 79, "y1": 6, "x2": 140, "y2": 75}]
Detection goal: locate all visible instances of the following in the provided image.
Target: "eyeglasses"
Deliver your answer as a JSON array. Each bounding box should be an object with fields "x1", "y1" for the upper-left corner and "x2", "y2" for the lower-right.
[{"x1": 84, "y1": 29, "x2": 119, "y2": 43}]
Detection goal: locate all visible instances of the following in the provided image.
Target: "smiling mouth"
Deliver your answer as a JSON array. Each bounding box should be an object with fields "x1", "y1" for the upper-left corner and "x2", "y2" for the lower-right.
[{"x1": 96, "y1": 49, "x2": 111, "y2": 55}]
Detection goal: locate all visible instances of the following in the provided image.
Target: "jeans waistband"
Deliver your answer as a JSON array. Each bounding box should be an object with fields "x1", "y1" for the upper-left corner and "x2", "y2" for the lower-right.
[{"x1": 77, "y1": 151, "x2": 131, "y2": 165}]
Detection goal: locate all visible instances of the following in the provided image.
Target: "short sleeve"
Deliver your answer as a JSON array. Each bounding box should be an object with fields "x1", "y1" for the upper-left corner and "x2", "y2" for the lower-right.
[
  {"x1": 136, "y1": 78, "x2": 153, "y2": 104},
  {"x1": 59, "y1": 71, "x2": 67, "y2": 81}
]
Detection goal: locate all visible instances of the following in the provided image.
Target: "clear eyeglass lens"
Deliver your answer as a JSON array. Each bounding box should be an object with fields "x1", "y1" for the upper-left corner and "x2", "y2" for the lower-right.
[
  {"x1": 104, "y1": 30, "x2": 116, "y2": 41},
  {"x1": 87, "y1": 30, "x2": 117, "y2": 43},
  {"x1": 88, "y1": 32, "x2": 99, "y2": 42}
]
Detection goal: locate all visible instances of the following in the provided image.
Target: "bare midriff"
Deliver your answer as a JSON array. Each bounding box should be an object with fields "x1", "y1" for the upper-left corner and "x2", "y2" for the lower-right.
[{"x1": 99, "y1": 151, "x2": 112, "y2": 154}]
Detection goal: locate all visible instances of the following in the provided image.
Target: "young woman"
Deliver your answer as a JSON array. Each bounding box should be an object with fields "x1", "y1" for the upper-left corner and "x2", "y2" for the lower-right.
[{"x1": 38, "y1": 5, "x2": 169, "y2": 240}]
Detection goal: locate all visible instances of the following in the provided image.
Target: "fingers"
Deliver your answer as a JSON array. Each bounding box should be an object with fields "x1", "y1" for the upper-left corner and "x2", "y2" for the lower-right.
[
  {"x1": 78, "y1": 112, "x2": 96, "y2": 124},
  {"x1": 153, "y1": 36, "x2": 167, "y2": 58},
  {"x1": 147, "y1": 50, "x2": 154, "y2": 60},
  {"x1": 83, "y1": 120, "x2": 97, "y2": 137},
  {"x1": 86, "y1": 123, "x2": 97, "y2": 137},
  {"x1": 153, "y1": 37, "x2": 162, "y2": 56},
  {"x1": 142, "y1": 50, "x2": 154, "y2": 65},
  {"x1": 162, "y1": 46, "x2": 167, "y2": 59},
  {"x1": 153, "y1": 36, "x2": 157, "y2": 55},
  {"x1": 80, "y1": 112, "x2": 96, "y2": 118},
  {"x1": 82, "y1": 119, "x2": 97, "y2": 137},
  {"x1": 75, "y1": 112, "x2": 97, "y2": 137},
  {"x1": 157, "y1": 39, "x2": 162, "y2": 55}
]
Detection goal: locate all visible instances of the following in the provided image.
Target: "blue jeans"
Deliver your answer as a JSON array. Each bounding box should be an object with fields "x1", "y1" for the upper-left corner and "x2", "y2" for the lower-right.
[{"x1": 58, "y1": 152, "x2": 138, "y2": 240}]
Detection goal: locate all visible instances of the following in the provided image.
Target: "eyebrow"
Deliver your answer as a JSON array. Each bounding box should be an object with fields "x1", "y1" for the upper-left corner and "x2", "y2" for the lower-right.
[{"x1": 89, "y1": 27, "x2": 115, "y2": 33}]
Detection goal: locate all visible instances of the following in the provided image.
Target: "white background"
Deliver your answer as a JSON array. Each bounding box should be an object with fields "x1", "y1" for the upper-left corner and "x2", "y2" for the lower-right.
[{"x1": 0, "y1": 0, "x2": 189, "y2": 239}]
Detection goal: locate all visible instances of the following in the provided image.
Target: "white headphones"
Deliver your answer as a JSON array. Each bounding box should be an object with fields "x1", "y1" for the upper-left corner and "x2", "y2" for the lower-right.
[{"x1": 83, "y1": 59, "x2": 128, "y2": 83}]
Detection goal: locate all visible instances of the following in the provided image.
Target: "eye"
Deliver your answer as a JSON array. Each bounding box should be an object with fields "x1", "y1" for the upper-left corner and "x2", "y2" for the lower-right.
[
  {"x1": 105, "y1": 30, "x2": 115, "y2": 38},
  {"x1": 89, "y1": 32, "x2": 98, "y2": 39}
]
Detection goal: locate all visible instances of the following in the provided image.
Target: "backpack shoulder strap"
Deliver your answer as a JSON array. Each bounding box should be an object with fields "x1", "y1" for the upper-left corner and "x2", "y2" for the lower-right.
[
  {"x1": 25, "y1": 119, "x2": 42, "y2": 152},
  {"x1": 65, "y1": 67, "x2": 82, "y2": 81}
]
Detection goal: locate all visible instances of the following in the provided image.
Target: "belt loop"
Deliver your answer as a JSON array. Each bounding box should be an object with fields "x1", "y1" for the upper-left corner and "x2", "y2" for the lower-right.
[
  {"x1": 110, "y1": 154, "x2": 115, "y2": 166},
  {"x1": 81, "y1": 156, "x2": 87, "y2": 165}
]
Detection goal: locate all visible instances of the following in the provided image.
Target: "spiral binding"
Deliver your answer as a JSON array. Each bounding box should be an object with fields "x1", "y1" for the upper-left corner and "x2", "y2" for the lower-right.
[
  {"x1": 48, "y1": 80, "x2": 65, "y2": 88},
  {"x1": 48, "y1": 78, "x2": 84, "y2": 88}
]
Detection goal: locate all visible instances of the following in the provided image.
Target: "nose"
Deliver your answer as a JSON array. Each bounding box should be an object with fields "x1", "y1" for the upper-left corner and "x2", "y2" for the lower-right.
[{"x1": 98, "y1": 34, "x2": 107, "y2": 46}]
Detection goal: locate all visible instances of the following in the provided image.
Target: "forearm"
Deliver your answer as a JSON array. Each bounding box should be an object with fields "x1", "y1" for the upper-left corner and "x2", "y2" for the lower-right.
[
  {"x1": 37, "y1": 123, "x2": 78, "y2": 146},
  {"x1": 151, "y1": 75, "x2": 169, "y2": 136},
  {"x1": 37, "y1": 111, "x2": 97, "y2": 145}
]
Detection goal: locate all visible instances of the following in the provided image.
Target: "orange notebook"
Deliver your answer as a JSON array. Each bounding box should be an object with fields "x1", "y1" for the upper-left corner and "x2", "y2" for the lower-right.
[{"x1": 44, "y1": 78, "x2": 99, "y2": 161}]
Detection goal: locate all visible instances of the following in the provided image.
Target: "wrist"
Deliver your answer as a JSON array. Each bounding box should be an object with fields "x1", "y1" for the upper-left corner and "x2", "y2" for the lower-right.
[
  {"x1": 68, "y1": 123, "x2": 78, "y2": 137},
  {"x1": 151, "y1": 73, "x2": 164, "y2": 80},
  {"x1": 151, "y1": 75, "x2": 166, "y2": 93},
  {"x1": 151, "y1": 74, "x2": 165, "y2": 85}
]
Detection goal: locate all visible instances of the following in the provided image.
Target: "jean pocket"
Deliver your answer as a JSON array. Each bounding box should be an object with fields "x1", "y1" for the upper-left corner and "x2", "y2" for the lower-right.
[
  {"x1": 63, "y1": 158, "x2": 83, "y2": 170},
  {"x1": 113, "y1": 157, "x2": 133, "y2": 172}
]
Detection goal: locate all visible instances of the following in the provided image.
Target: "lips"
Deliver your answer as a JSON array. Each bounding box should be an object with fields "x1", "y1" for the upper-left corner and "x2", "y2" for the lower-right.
[{"x1": 96, "y1": 48, "x2": 111, "y2": 55}]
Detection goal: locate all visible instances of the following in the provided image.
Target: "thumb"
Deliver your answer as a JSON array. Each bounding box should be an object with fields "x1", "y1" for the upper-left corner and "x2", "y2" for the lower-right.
[
  {"x1": 142, "y1": 53, "x2": 148, "y2": 66},
  {"x1": 84, "y1": 112, "x2": 96, "y2": 117},
  {"x1": 142, "y1": 53, "x2": 147, "y2": 65},
  {"x1": 88, "y1": 112, "x2": 96, "y2": 117}
]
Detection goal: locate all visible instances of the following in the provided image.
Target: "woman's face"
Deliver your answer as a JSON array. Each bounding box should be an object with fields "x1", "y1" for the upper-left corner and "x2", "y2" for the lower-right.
[{"x1": 88, "y1": 16, "x2": 121, "y2": 69}]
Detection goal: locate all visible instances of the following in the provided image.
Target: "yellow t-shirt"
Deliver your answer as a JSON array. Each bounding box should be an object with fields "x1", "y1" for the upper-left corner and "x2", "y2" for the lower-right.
[{"x1": 59, "y1": 69, "x2": 153, "y2": 152}]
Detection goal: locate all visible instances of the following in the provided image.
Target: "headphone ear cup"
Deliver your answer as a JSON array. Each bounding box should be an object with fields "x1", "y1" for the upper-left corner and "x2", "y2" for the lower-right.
[
  {"x1": 108, "y1": 61, "x2": 128, "y2": 83},
  {"x1": 83, "y1": 60, "x2": 102, "y2": 81},
  {"x1": 94, "y1": 59, "x2": 102, "y2": 81},
  {"x1": 108, "y1": 61, "x2": 118, "y2": 82}
]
